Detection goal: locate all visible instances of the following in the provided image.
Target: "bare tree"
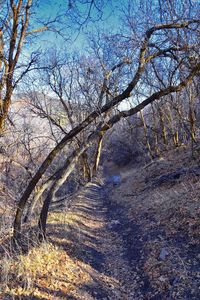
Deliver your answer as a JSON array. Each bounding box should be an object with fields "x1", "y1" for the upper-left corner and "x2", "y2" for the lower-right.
[
  {"x1": 10, "y1": 2, "x2": 199, "y2": 242},
  {"x1": 0, "y1": 0, "x2": 110, "y2": 135},
  {"x1": 0, "y1": 0, "x2": 34, "y2": 133}
]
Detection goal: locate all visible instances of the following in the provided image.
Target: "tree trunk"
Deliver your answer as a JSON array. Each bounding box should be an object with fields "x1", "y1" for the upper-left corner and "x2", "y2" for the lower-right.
[
  {"x1": 38, "y1": 147, "x2": 88, "y2": 239},
  {"x1": 0, "y1": 90, "x2": 13, "y2": 135},
  {"x1": 158, "y1": 106, "x2": 167, "y2": 146},
  {"x1": 188, "y1": 91, "x2": 196, "y2": 139},
  {"x1": 81, "y1": 151, "x2": 91, "y2": 182},
  {"x1": 173, "y1": 131, "x2": 179, "y2": 147},
  {"x1": 151, "y1": 103, "x2": 160, "y2": 156},
  {"x1": 93, "y1": 135, "x2": 103, "y2": 176},
  {"x1": 13, "y1": 66, "x2": 200, "y2": 242},
  {"x1": 139, "y1": 110, "x2": 154, "y2": 159},
  {"x1": 188, "y1": 87, "x2": 196, "y2": 157},
  {"x1": 23, "y1": 188, "x2": 46, "y2": 223}
]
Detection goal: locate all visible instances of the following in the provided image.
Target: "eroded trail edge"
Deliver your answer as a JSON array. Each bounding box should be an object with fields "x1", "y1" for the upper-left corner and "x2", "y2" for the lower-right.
[{"x1": 48, "y1": 178, "x2": 148, "y2": 300}]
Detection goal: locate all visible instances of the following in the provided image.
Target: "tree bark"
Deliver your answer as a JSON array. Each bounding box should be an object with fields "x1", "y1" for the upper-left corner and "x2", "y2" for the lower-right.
[
  {"x1": 13, "y1": 62, "x2": 200, "y2": 242},
  {"x1": 151, "y1": 103, "x2": 160, "y2": 156},
  {"x1": 0, "y1": 0, "x2": 32, "y2": 134},
  {"x1": 37, "y1": 138, "x2": 98, "y2": 239},
  {"x1": 38, "y1": 154, "x2": 81, "y2": 239},
  {"x1": 139, "y1": 110, "x2": 154, "y2": 159},
  {"x1": 81, "y1": 151, "x2": 91, "y2": 182},
  {"x1": 93, "y1": 134, "x2": 104, "y2": 176},
  {"x1": 158, "y1": 106, "x2": 168, "y2": 146}
]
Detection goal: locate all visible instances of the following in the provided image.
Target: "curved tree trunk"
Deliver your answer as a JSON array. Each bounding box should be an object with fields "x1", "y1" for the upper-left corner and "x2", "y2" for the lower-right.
[
  {"x1": 12, "y1": 82, "x2": 142, "y2": 240},
  {"x1": 38, "y1": 146, "x2": 89, "y2": 239},
  {"x1": 12, "y1": 23, "x2": 157, "y2": 240},
  {"x1": 13, "y1": 65, "x2": 200, "y2": 242},
  {"x1": 23, "y1": 166, "x2": 68, "y2": 223}
]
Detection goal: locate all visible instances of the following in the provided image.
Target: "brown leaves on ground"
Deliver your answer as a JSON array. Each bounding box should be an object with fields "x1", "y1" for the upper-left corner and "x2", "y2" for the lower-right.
[
  {"x1": 1, "y1": 183, "x2": 136, "y2": 300},
  {"x1": 1, "y1": 242, "x2": 93, "y2": 299},
  {"x1": 111, "y1": 145, "x2": 200, "y2": 299},
  {"x1": 1, "y1": 145, "x2": 200, "y2": 299}
]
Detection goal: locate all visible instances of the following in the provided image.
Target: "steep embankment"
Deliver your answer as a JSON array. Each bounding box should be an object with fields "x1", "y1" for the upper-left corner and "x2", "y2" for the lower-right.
[
  {"x1": 1, "y1": 146, "x2": 200, "y2": 299},
  {"x1": 109, "y1": 146, "x2": 200, "y2": 299}
]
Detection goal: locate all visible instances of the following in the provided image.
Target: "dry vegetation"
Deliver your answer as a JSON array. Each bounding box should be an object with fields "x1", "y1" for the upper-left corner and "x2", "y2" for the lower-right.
[
  {"x1": 111, "y1": 145, "x2": 200, "y2": 298},
  {"x1": 0, "y1": 0, "x2": 199, "y2": 299},
  {"x1": 0, "y1": 210, "x2": 95, "y2": 299},
  {"x1": 1, "y1": 242, "x2": 92, "y2": 299},
  {"x1": 0, "y1": 145, "x2": 199, "y2": 299},
  {"x1": 0, "y1": 183, "x2": 136, "y2": 299}
]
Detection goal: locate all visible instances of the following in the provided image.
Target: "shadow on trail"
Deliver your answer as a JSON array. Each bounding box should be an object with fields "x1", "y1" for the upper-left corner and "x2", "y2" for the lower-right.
[
  {"x1": 102, "y1": 182, "x2": 151, "y2": 295},
  {"x1": 1, "y1": 178, "x2": 151, "y2": 300},
  {"x1": 48, "y1": 183, "x2": 107, "y2": 273},
  {"x1": 47, "y1": 178, "x2": 150, "y2": 299}
]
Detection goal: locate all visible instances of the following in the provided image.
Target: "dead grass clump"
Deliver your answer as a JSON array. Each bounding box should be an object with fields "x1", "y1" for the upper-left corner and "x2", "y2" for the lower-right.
[
  {"x1": 0, "y1": 241, "x2": 91, "y2": 299},
  {"x1": 1, "y1": 243, "x2": 59, "y2": 296}
]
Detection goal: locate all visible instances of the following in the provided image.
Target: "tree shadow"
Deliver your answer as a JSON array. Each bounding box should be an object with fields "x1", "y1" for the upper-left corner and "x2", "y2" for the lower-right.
[
  {"x1": 47, "y1": 191, "x2": 107, "y2": 273},
  {"x1": 0, "y1": 182, "x2": 146, "y2": 299}
]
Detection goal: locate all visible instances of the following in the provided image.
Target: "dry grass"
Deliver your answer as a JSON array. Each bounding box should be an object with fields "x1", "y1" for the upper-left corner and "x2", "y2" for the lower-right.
[
  {"x1": 1, "y1": 241, "x2": 93, "y2": 299},
  {"x1": 112, "y1": 146, "x2": 200, "y2": 240},
  {"x1": 0, "y1": 188, "x2": 116, "y2": 300},
  {"x1": 0, "y1": 209, "x2": 95, "y2": 300},
  {"x1": 110, "y1": 145, "x2": 200, "y2": 298},
  {"x1": 0, "y1": 145, "x2": 199, "y2": 299}
]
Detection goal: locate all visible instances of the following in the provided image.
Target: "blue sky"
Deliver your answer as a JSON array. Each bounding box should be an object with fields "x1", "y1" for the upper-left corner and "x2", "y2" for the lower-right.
[
  {"x1": 32, "y1": 0, "x2": 200, "y2": 53},
  {"x1": 30, "y1": 0, "x2": 123, "y2": 52}
]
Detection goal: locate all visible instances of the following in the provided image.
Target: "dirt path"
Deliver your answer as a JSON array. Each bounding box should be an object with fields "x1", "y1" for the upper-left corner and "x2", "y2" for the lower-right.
[
  {"x1": 48, "y1": 178, "x2": 148, "y2": 299},
  {"x1": 2, "y1": 155, "x2": 200, "y2": 299}
]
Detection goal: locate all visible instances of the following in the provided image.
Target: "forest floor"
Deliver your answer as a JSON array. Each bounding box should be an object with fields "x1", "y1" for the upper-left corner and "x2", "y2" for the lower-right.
[{"x1": 1, "y1": 146, "x2": 200, "y2": 299}]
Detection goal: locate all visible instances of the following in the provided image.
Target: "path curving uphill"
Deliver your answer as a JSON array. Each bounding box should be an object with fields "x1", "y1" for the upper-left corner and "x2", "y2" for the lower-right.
[{"x1": 49, "y1": 177, "x2": 148, "y2": 299}]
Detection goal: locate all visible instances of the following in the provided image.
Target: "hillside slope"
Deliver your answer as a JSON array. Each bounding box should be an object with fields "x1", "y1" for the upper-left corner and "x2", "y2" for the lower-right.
[
  {"x1": 109, "y1": 146, "x2": 200, "y2": 299},
  {"x1": 1, "y1": 146, "x2": 200, "y2": 299}
]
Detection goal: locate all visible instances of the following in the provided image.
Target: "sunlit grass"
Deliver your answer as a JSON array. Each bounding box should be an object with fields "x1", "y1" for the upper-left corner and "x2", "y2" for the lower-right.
[
  {"x1": 1, "y1": 241, "x2": 92, "y2": 299},
  {"x1": 0, "y1": 198, "x2": 106, "y2": 299}
]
